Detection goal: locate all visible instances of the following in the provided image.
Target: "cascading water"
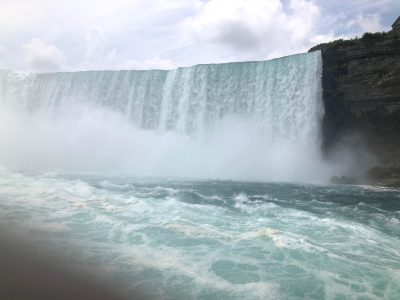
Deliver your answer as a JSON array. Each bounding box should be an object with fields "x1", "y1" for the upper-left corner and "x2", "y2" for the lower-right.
[
  {"x1": 0, "y1": 52, "x2": 322, "y2": 140},
  {"x1": 0, "y1": 51, "x2": 328, "y2": 181}
]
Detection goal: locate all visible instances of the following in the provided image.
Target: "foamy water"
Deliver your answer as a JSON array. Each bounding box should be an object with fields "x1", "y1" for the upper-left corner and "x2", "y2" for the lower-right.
[{"x1": 0, "y1": 172, "x2": 399, "y2": 299}]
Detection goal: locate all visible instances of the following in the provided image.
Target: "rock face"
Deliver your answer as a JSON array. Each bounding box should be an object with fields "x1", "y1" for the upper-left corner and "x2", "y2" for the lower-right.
[
  {"x1": 366, "y1": 165, "x2": 400, "y2": 187},
  {"x1": 309, "y1": 29, "x2": 400, "y2": 160}
]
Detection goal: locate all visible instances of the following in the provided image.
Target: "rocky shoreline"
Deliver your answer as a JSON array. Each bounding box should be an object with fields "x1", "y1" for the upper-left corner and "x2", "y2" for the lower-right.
[{"x1": 329, "y1": 165, "x2": 400, "y2": 188}]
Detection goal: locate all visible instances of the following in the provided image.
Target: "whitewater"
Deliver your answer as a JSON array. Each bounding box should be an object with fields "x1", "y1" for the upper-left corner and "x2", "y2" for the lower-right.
[
  {"x1": 0, "y1": 52, "x2": 399, "y2": 299},
  {"x1": 0, "y1": 52, "x2": 328, "y2": 181}
]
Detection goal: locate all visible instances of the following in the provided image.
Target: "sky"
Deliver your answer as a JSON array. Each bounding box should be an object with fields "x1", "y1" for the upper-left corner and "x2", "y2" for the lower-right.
[{"x1": 0, "y1": 0, "x2": 399, "y2": 72}]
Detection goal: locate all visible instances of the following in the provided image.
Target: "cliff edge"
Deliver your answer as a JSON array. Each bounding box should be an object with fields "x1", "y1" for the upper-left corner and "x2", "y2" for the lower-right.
[{"x1": 309, "y1": 24, "x2": 400, "y2": 187}]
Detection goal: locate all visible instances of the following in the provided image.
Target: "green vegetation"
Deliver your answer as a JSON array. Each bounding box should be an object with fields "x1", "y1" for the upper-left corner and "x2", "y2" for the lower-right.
[
  {"x1": 316, "y1": 31, "x2": 394, "y2": 51},
  {"x1": 361, "y1": 31, "x2": 388, "y2": 44}
]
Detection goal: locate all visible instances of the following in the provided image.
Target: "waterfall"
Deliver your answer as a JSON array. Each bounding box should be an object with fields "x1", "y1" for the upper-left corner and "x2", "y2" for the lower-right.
[
  {"x1": 0, "y1": 52, "x2": 322, "y2": 140},
  {"x1": 0, "y1": 51, "x2": 327, "y2": 181}
]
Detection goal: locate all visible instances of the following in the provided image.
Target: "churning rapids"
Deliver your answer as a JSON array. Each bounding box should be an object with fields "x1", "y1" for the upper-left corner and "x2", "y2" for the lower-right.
[
  {"x1": 0, "y1": 173, "x2": 399, "y2": 299},
  {"x1": 0, "y1": 52, "x2": 399, "y2": 299}
]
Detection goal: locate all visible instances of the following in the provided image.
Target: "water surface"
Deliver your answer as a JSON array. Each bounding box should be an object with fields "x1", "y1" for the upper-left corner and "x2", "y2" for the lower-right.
[{"x1": 0, "y1": 172, "x2": 399, "y2": 299}]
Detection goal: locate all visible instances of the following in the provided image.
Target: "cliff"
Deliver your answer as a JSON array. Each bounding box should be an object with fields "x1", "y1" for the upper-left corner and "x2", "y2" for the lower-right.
[{"x1": 309, "y1": 28, "x2": 400, "y2": 186}]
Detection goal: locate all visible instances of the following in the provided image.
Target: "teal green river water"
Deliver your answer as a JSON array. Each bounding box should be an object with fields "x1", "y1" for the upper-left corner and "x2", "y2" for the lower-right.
[{"x1": 0, "y1": 173, "x2": 399, "y2": 299}]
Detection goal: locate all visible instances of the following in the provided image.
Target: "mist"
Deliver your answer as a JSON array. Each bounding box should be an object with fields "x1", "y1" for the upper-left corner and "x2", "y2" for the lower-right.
[{"x1": 0, "y1": 102, "x2": 338, "y2": 183}]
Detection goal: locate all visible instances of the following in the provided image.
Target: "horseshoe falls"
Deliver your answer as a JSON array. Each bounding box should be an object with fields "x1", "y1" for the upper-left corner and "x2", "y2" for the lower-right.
[
  {"x1": 0, "y1": 52, "x2": 326, "y2": 181},
  {"x1": 1, "y1": 52, "x2": 400, "y2": 300}
]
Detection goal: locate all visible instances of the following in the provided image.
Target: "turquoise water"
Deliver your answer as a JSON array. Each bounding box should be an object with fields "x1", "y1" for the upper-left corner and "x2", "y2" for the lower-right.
[{"x1": 0, "y1": 172, "x2": 399, "y2": 299}]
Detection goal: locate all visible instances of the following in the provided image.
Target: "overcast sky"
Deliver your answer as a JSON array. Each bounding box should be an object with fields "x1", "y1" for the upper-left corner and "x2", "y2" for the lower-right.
[{"x1": 0, "y1": 0, "x2": 399, "y2": 72}]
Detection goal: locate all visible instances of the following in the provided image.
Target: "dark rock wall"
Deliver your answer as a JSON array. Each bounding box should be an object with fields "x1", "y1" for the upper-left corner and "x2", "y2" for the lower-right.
[{"x1": 309, "y1": 30, "x2": 400, "y2": 161}]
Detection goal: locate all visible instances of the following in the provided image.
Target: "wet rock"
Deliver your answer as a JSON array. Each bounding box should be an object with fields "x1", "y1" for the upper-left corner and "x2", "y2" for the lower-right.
[
  {"x1": 365, "y1": 165, "x2": 400, "y2": 187},
  {"x1": 329, "y1": 175, "x2": 357, "y2": 185},
  {"x1": 309, "y1": 28, "x2": 400, "y2": 161}
]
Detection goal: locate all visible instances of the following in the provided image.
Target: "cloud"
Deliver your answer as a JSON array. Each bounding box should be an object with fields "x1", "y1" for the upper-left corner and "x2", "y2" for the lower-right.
[
  {"x1": 182, "y1": 0, "x2": 336, "y2": 60},
  {"x1": 85, "y1": 25, "x2": 106, "y2": 63},
  {"x1": 24, "y1": 38, "x2": 66, "y2": 72},
  {"x1": 116, "y1": 57, "x2": 175, "y2": 70},
  {"x1": 0, "y1": 0, "x2": 398, "y2": 71},
  {"x1": 347, "y1": 13, "x2": 386, "y2": 33},
  {"x1": 184, "y1": 0, "x2": 282, "y2": 50},
  {"x1": 0, "y1": 0, "x2": 189, "y2": 71},
  {"x1": 0, "y1": 46, "x2": 8, "y2": 69}
]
